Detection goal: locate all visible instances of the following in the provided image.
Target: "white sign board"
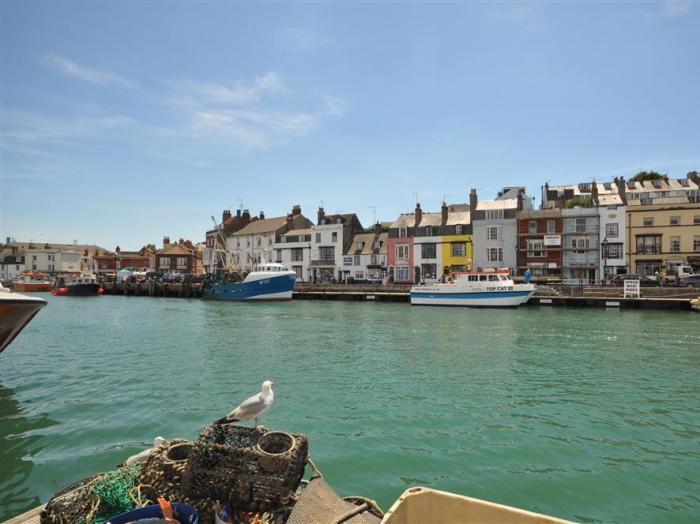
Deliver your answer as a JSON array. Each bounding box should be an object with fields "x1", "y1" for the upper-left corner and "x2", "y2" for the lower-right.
[
  {"x1": 624, "y1": 279, "x2": 640, "y2": 298},
  {"x1": 543, "y1": 235, "x2": 561, "y2": 246}
]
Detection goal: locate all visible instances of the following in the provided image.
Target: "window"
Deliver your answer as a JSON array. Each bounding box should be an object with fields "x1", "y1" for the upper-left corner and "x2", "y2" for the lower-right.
[
  {"x1": 606, "y1": 223, "x2": 618, "y2": 238},
  {"x1": 486, "y1": 247, "x2": 502, "y2": 262},
  {"x1": 159, "y1": 258, "x2": 170, "y2": 269},
  {"x1": 332, "y1": 232, "x2": 338, "y2": 243},
  {"x1": 695, "y1": 236, "x2": 700, "y2": 252},
  {"x1": 576, "y1": 218, "x2": 586, "y2": 233},
  {"x1": 291, "y1": 248, "x2": 304, "y2": 262},
  {"x1": 425, "y1": 226, "x2": 434, "y2": 236},
  {"x1": 356, "y1": 242, "x2": 364, "y2": 250},
  {"x1": 396, "y1": 244, "x2": 409, "y2": 259},
  {"x1": 32, "y1": 255, "x2": 37, "y2": 261},
  {"x1": 486, "y1": 210, "x2": 504, "y2": 220},
  {"x1": 319, "y1": 246, "x2": 335, "y2": 261},
  {"x1": 355, "y1": 271, "x2": 364, "y2": 279},
  {"x1": 468, "y1": 275, "x2": 478, "y2": 282},
  {"x1": 395, "y1": 266, "x2": 409, "y2": 281},
  {"x1": 421, "y1": 243, "x2": 436, "y2": 259},
  {"x1": 451, "y1": 243, "x2": 466, "y2": 257},
  {"x1": 670, "y1": 216, "x2": 680, "y2": 226},
  {"x1": 487, "y1": 227, "x2": 499, "y2": 240},
  {"x1": 637, "y1": 261, "x2": 661, "y2": 276},
  {"x1": 275, "y1": 250, "x2": 282, "y2": 263},
  {"x1": 398, "y1": 227, "x2": 407, "y2": 237},
  {"x1": 316, "y1": 233, "x2": 321, "y2": 243},
  {"x1": 256, "y1": 236, "x2": 261, "y2": 247},
  {"x1": 571, "y1": 237, "x2": 589, "y2": 253},
  {"x1": 528, "y1": 221, "x2": 537, "y2": 234},
  {"x1": 420, "y1": 263, "x2": 437, "y2": 279},
  {"x1": 605, "y1": 243, "x2": 623, "y2": 259},
  {"x1": 670, "y1": 237, "x2": 680, "y2": 253},
  {"x1": 694, "y1": 216, "x2": 700, "y2": 225},
  {"x1": 526, "y1": 239, "x2": 544, "y2": 258},
  {"x1": 370, "y1": 254, "x2": 378, "y2": 266},
  {"x1": 547, "y1": 220, "x2": 556, "y2": 234},
  {"x1": 354, "y1": 255, "x2": 361, "y2": 266},
  {"x1": 488, "y1": 274, "x2": 500, "y2": 281},
  {"x1": 643, "y1": 217, "x2": 653, "y2": 227},
  {"x1": 343, "y1": 256, "x2": 353, "y2": 266},
  {"x1": 636, "y1": 235, "x2": 661, "y2": 254},
  {"x1": 455, "y1": 224, "x2": 463, "y2": 234}
]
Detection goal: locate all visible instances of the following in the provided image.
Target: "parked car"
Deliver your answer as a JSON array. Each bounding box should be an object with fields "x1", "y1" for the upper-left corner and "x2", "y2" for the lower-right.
[
  {"x1": 610, "y1": 274, "x2": 659, "y2": 287},
  {"x1": 679, "y1": 274, "x2": 700, "y2": 288}
]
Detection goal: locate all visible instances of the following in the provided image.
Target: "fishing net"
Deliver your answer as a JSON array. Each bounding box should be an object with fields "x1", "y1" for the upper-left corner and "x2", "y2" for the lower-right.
[
  {"x1": 41, "y1": 465, "x2": 143, "y2": 524},
  {"x1": 181, "y1": 424, "x2": 308, "y2": 514}
]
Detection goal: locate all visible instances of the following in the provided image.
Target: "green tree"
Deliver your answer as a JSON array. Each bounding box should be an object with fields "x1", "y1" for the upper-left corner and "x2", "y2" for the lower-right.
[
  {"x1": 631, "y1": 171, "x2": 664, "y2": 182},
  {"x1": 564, "y1": 195, "x2": 594, "y2": 208}
]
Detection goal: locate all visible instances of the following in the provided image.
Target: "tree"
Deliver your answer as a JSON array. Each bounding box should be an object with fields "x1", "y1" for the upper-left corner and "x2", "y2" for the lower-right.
[
  {"x1": 564, "y1": 195, "x2": 594, "y2": 208},
  {"x1": 632, "y1": 171, "x2": 664, "y2": 182}
]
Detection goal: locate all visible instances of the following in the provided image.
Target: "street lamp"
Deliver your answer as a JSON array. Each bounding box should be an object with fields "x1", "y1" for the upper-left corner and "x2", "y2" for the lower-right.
[{"x1": 601, "y1": 237, "x2": 608, "y2": 284}]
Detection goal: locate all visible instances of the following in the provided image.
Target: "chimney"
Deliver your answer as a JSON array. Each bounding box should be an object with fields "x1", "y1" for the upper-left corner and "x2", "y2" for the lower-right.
[
  {"x1": 292, "y1": 204, "x2": 301, "y2": 216},
  {"x1": 116, "y1": 245, "x2": 121, "y2": 253},
  {"x1": 591, "y1": 181, "x2": 599, "y2": 206},
  {"x1": 259, "y1": 211, "x2": 265, "y2": 220},
  {"x1": 242, "y1": 209, "x2": 251, "y2": 221},
  {"x1": 441, "y1": 201, "x2": 448, "y2": 226},
  {"x1": 163, "y1": 236, "x2": 171, "y2": 248},
  {"x1": 614, "y1": 176, "x2": 627, "y2": 205},
  {"x1": 317, "y1": 207, "x2": 326, "y2": 225},
  {"x1": 374, "y1": 222, "x2": 382, "y2": 234},
  {"x1": 414, "y1": 203, "x2": 422, "y2": 227},
  {"x1": 517, "y1": 190, "x2": 523, "y2": 211},
  {"x1": 236, "y1": 209, "x2": 241, "y2": 218},
  {"x1": 469, "y1": 188, "x2": 478, "y2": 212},
  {"x1": 222, "y1": 209, "x2": 232, "y2": 223}
]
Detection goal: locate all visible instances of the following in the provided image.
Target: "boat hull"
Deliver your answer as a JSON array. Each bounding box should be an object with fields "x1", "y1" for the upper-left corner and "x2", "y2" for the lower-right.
[
  {"x1": 14, "y1": 282, "x2": 51, "y2": 292},
  {"x1": 410, "y1": 285, "x2": 535, "y2": 307},
  {"x1": 61, "y1": 283, "x2": 101, "y2": 296},
  {"x1": 203, "y1": 273, "x2": 296, "y2": 301},
  {"x1": 0, "y1": 295, "x2": 47, "y2": 353}
]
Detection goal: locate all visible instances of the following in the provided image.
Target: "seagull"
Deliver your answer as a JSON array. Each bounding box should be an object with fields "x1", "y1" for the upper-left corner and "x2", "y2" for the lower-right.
[
  {"x1": 215, "y1": 380, "x2": 275, "y2": 428},
  {"x1": 124, "y1": 436, "x2": 166, "y2": 466}
]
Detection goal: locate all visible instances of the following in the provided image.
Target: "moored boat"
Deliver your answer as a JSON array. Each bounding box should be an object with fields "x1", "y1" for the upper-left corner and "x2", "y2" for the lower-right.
[
  {"x1": 52, "y1": 274, "x2": 102, "y2": 296},
  {"x1": 691, "y1": 297, "x2": 700, "y2": 312},
  {"x1": 13, "y1": 271, "x2": 52, "y2": 292},
  {"x1": 410, "y1": 268, "x2": 535, "y2": 307},
  {"x1": 203, "y1": 263, "x2": 296, "y2": 301},
  {"x1": 0, "y1": 284, "x2": 47, "y2": 353}
]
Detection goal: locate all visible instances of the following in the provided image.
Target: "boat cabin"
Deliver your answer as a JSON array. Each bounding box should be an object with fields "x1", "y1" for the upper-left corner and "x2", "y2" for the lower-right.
[{"x1": 258, "y1": 263, "x2": 289, "y2": 273}]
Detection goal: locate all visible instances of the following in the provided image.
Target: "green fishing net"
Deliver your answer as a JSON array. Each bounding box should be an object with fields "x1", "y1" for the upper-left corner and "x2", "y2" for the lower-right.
[{"x1": 81, "y1": 463, "x2": 142, "y2": 524}]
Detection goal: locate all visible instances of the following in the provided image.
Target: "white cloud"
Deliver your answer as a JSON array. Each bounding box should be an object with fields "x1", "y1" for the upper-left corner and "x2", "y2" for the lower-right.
[
  {"x1": 660, "y1": 0, "x2": 692, "y2": 17},
  {"x1": 1, "y1": 109, "x2": 135, "y2": 144},
  {"x1": 41, "y1": 54, "x2": 138, "y2": 89},
  {"x1": 168, "y1": 72, "x2": 284, "y2": 104},
  {"x1": 162, "y1": 72, "x2": 347, "y2": 150}
]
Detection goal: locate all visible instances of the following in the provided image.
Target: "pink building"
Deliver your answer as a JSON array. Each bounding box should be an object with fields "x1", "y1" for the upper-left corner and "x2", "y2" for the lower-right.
[{"x1": 386, "y1": 204, "x2": 422, "y2": 284}]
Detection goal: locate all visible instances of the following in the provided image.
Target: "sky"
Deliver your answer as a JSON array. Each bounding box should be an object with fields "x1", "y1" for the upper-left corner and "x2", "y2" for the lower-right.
[{"x1": 1, "y1": 1, "x2": 699, "y2": 250}]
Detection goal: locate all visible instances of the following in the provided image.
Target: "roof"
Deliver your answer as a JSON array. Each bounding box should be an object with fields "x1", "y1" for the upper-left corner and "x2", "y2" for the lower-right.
[
  {"x1": 446, "y1": 210, "x2": 470, "y2": 225},
  {"x1": 283, "y1": 228, "x2": 312, "y2": 236},
  {"x1": 390, "y1": 213, "x2": 415, "y2": 229},
  {"x1": 597, "y1": 194, "x2": 623, "y2": 206},
  {"x1": 157, "y1": 243, "x2": 193, "y2": 256},
  {"x1": 476, "y1": 198, "x2": 518, "y2": 211},
  {"x1": 346, "y1": 233, "x2": 376, "y2": 255},
  {"x1": 232, "y1": 216, "x2": 289, "y2": 236},
  {"x1": 1, "y1": 241, "x2": 108, "y2": 255},
  {"x1": 418, "y1": 212, "x2": 443, "y2": 227},
  {"x1": 377, "y1": 232, "x2": 389, "y2": 255}
]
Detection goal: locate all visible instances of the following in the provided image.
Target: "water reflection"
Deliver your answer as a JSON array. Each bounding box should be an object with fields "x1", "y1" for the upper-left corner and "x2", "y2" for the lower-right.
[{"x1": 0, "y1": 384, "x2": 57, "y2": 521}]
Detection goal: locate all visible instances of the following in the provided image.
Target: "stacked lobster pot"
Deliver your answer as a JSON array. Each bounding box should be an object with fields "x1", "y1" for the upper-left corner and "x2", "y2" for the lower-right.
[{"x1": 181, "y1": 424, "x2": 309, "y2": 517}]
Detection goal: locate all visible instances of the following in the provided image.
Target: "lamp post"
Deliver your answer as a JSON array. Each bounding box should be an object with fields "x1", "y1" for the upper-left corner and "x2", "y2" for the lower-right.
[{"x1": 602, "y1": 238, "x2": 608, "y2": 285}]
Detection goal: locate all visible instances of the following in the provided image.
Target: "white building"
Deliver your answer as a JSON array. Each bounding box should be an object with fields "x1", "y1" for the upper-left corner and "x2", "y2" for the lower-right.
[
  {"x1": 597, "y1": 192, "x2": 627, "y2": 280},
  {"x1": 562, "y1": 207, "x2": 600, "y2": 283},
  {"x1": 342, "y1": 228, "x2": 389, "y2": 283},
  {"x1": 274, "y1": 228, "x2": 312, "y2": 282},
  {"x1": 0, "y1": 254, "x2": 25, "y2": 281},
  {"x1": 310, "y1": 208, "x2": 364, "y2": 283},
  {"x1": 472, "y1": 187, "x2": 533, "y2": 272},
  {"x1": 227, "y1": 208, "x2": 311, "y2": 272}
]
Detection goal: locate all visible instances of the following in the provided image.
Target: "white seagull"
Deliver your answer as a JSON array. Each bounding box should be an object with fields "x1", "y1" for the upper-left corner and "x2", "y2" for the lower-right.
[{"x1": 215, "y1": 380, "x2": 275, "y2": 428}]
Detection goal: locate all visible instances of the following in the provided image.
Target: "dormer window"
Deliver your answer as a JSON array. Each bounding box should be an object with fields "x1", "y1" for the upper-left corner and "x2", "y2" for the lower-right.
[
  {"x1": 455, "y1": 225, "x2": 463, "y2": 234},
  {"x1": 356, "y1": 242, "x2": 364, "y2": 250},
  {"x1": 399, "y1": 227, "x2": 407, "y2": 237},
  {"x1": 426, "y1": 226, "x2": 434, "y2": 236}
]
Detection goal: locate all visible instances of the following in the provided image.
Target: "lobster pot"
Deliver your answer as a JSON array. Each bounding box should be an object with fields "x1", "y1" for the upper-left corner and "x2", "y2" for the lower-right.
[
  {"x1": 41, "y1": 474, "x2": 104, "y2": 524},
  {"x1": 182, "y1": 424, "x2": 309, "y2": 512}
]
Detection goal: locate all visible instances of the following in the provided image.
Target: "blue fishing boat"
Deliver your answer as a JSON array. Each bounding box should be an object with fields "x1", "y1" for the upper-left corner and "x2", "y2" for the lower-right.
[{"x1": 203, "y1": 263, "x2": 296, "y2": 301}]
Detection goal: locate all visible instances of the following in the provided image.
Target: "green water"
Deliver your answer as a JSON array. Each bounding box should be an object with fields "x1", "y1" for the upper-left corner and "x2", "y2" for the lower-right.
[{"x1": 1, "y1": 295, "x2": 699, "y2": 522}]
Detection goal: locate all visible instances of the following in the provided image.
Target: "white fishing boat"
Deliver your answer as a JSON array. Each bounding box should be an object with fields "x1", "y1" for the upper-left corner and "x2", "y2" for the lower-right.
[
  {"x1": 0, "y1": 284, "x2": 47, "y2": 353},
  {"x1": 410, "y1": 269, "x2": 535, "y2": 307}
]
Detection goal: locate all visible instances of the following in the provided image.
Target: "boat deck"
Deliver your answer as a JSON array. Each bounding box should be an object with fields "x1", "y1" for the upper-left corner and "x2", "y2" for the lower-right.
[{"x1": 3, "y1": 505, "x2": 43, "y2": 524}]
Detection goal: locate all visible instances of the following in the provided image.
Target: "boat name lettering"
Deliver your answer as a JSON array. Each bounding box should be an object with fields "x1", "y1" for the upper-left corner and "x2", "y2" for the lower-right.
[{"x1": 259, "y1": 279, "x2": 271, "y2": 285}]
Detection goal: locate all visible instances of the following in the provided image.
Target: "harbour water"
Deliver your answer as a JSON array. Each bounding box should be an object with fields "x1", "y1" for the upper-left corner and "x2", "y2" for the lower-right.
[{"x1": 1, "y1": 295, "x2": 699, "y2": 522}]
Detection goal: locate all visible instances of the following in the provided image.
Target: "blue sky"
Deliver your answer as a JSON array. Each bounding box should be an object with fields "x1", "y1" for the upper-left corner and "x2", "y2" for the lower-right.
[{"x1": 1, "y1": 1, "x2": 698, "y2": 250}]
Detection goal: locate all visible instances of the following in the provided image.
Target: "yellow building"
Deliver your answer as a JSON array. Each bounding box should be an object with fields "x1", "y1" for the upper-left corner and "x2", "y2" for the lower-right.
[
  {"x1": 626, "y1": 201, "x2": 700, "y2": 275},
  {"x1": 440, "y1": 205, "x2": 473, "y2": 274}
]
